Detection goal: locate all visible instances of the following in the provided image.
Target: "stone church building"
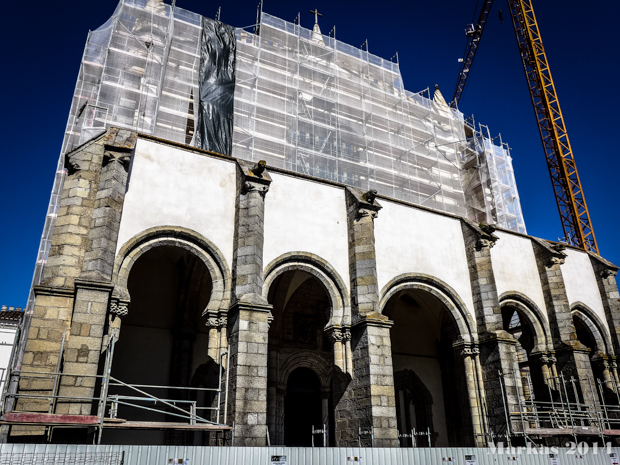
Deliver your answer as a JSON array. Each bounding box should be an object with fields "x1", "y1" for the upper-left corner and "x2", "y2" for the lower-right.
[{"x1": 5, "y1": 0, "x2": 620, "y2": 449}]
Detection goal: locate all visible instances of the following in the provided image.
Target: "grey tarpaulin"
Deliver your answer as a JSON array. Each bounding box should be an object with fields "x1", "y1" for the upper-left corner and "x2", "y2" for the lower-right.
[{"x1": 195, "y1": 17, "x2": 236, "y2": 155}]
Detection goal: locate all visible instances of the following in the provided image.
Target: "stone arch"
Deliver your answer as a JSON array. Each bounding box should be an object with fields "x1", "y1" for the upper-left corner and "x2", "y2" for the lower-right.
[
  {"x1": 571, "y1": 302, "x2": 613, "y2": 357},
  {"x1": 499, "y1": 291, "x2": 552, "y2": 353},
  {"x1": 379, "y1": 273, "x2": 477, "y2": 343},
  {"x1": 112, "y1": 226, "x2": 231, "y2": 313},
  {"x1": 277, "y1": 350, "x2": 333, "y2": 389},
  {"x1": 263, "y1": 252, "x2": 351, "y2": 327}
]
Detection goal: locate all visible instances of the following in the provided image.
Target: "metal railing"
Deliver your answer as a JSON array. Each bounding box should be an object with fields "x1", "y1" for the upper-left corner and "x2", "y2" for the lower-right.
[
  {"x1": 0, "y1": 330, "x2": 230, "y2": 444},
  {"x1": 498, "y1": 369, "x2": 620, "y2": 445}
]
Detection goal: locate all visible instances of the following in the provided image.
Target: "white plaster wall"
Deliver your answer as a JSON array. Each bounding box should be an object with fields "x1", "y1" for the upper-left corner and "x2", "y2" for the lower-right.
[
  {"x1": 0, "y1": 326, "x2": 17, "y2": 388},
  {"x1": 374, "y1": 202, "x2": 475, "y2": 318},
  {"x1": 117, "y1": 139, "x2": 237, "y2": 268},
  {"x1": 490, "y1": 232, "x2": 547, "y2": 321},
  {"x1": 562, "y1": 248, "x2": 607, "y2": 327},
  {"x1": 263, "y1": 173, "x2": 349, "y2": 292}
]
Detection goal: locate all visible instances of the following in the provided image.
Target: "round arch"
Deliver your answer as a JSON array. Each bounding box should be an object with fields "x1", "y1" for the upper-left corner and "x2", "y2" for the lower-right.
[
  {"x1": 379, "y1": 273, "x2": 477, "y2": 343},
  {"x1": 112, "y1": 226, "x2": 232, "y2": 313},
  {"x1": 263, "y1": 253, "x2": 351, "y2": 327},
  {"x1": 499, "y1": 291, "x2": 552, "y2": 353},
  {"x1": 277, "y1": 350, "x2": 333, "y2": 389},
  {"x1": 571, "y1": 302, "x2": 614, "y2": 357}
]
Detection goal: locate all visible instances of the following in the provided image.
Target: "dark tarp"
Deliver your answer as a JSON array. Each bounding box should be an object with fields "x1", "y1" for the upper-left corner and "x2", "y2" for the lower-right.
[{"x1": 195, "y1": 17, "x2": 236, "y2": 155}]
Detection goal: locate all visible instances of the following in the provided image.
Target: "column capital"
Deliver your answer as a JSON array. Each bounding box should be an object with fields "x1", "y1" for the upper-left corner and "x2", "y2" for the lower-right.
[
  {"x1": 204, "y1": 310, "x2": 228, "y2": 328},
  {"x1": 345, "y1": 186, "x2": 382, "y2": 220},
  {"x1": 453, "y1": 341, "x2": 480, "y2": 357},
  {"x1": 326, "y1": 325, "x2": 352, "y2": 342},
  {"x1": 237, "y1": 159, "x2": 272, "y2": 196},
  {"x1": 532, "y1": 238, "x2": 567, "y2": 268},
  {"x1": 461, "y1": 219, "x2": 499, "y2": 251}
]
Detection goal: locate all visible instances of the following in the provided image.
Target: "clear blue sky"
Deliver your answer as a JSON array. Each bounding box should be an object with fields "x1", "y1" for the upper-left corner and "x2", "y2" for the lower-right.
[{"x1": 1, "y1": 0, "x2": 618, "y2": 306}]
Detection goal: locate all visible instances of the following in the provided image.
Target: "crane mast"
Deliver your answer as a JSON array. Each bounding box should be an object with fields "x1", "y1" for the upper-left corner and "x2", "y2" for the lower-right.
[
  {"x1": 507, "y1": 0, "x2": 598, "y2": 253},
  {"x1": 453, "y1": 0, "x2": 599, "y2": 253},
  {"x1": 451, "y1": 0, "x2": 495, "y2": 108}
]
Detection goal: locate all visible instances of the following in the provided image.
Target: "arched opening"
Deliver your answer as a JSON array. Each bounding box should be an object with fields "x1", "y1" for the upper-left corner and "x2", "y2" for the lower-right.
[
  {"x1": 284, "y1": 367, "x2": 322, "y2": 446},
  {"x1": 572, "y1": 313, "x2": 615, "y2": 404},
  {"x1": 501, "y1": 306, "x2": 549, "y2": 402},
  {"x1": 384, "y1": 288, "x2": 473, "y2": 447},
  {"x1": 266, "y1": 270, "x2": 334, "y2": 446},
  {"x1": 107, "y1": 245, "x2": 216, "y2": 445}
]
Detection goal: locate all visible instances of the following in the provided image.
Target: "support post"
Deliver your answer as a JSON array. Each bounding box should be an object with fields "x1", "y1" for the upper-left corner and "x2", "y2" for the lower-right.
[
  {"x1": 532, "y1": 239, "x2": 596, "y2": 405},
  {"x1": 334, "y1": 187, "x2": 398, "y2": 447},
  {"x1": 225, "y1": 160, "x2": 272, "y2": 446}
]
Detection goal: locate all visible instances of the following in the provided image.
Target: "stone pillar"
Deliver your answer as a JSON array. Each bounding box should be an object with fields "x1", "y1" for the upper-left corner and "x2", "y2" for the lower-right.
[
  {"x1": 589, "y1": 255, "x2": 620, "y2": 354},
  {"x1": 57, "y1": 129, "x2": 135, "y2": 415},
  {"x1": 459, "y1": 345, "x2": 485, "y2": 445},
  {"x1": 225, "y1": 160, "x2": 272, "y2": 445},
  {"x1": 335, "y1": 187, "x2": 398, "y2": 447},
  {"x1": 13, "y1": 128, "x2": 135, "y2": 436},
  {"x1": 532, "y1": 239, "x2": 596, "y2": 404}
]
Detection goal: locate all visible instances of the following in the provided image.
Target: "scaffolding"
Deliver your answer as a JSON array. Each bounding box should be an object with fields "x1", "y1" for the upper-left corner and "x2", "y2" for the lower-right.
[
  {"x1": 497, "y1": 370, "x2": 620, "y2": 446},
  {"x1": 21, "y1": 0, "x2": 529, "y2": 407},
  {"x1": 0, "y1": 330, "x2": 231, "y2": 444}
]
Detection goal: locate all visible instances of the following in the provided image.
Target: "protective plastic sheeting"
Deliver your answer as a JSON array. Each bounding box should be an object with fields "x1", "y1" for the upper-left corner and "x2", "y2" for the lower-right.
[{"x1": 195, "y1": 17, "x2": 236, "y2": 155}]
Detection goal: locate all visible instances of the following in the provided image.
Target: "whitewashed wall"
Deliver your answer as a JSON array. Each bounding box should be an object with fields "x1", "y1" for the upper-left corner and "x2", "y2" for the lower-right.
[
  {"x1": 374, "y1": 201, "x2": 475, "y2": 318},
  {"x1": 562, "y1": 249, "x2": 607, "y2": 328},
  {"x1": 491, "y1": 232, "x2": 547, "y2": 321},
  {"x1": 117, "y1": 140, "x2": 237, "y2": 267},
  {"x1": 0, "y1": 324, "x2": 17, "y2": 393},
  {"x1": 263, "y1": 173, "x2": 350, "y2": 292}
]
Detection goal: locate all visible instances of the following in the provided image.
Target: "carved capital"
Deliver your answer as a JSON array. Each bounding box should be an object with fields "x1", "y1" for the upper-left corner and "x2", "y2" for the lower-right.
[
  {"x1": 547, "y1": 256, "x2": 566, "y2": 267},
  {"x1": 103, "y1": 150, "x2": 132, "y2": 172},
  {"x1": 356, "y1": 207, "x2": 379, "y2": 220},
  {"x1": 237, "y1": 159, "x2": 272, "y2": 197},
  {"x1": 242, "y1": 180, "x2": 270, "y2": 197},
  {"x1": 456, "y1": 342, "x2": 480, "y2": 357},
  {"x1": 600, "y1": 268, "x2": 618, "y2": 279},
  {"x1": 326, "y1": 326, "x2": 351, "y2": 343},
  {"x1": 109, "y1": 299, "x2": 129, "y2": 319},
  {"x1": 470, "y1": 222, "x2": 499, "y2": 251},
  {"x1": 204, "y1": 311, "x2": 228, "y2": 328},
  {"x1": 345, "y1": 186, "x2": 382, "y2": 221}
]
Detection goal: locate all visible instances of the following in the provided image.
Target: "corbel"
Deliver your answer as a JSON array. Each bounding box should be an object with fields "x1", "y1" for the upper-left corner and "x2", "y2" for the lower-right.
[
  {"x1": 345, "y1": 186, "x2": 382, "y2": 219},
  {"x1": 237, "y1": 159, "x2": 272, "y2": 196}
]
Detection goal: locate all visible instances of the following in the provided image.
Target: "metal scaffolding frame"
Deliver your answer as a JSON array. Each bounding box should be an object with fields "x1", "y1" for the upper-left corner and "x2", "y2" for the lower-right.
[
  {"x1": 0, "y1": 330, "x2": 231, "y2": 445},
  {"x1": 497, "y1": 369, "x2": 620, "y2": 446}
]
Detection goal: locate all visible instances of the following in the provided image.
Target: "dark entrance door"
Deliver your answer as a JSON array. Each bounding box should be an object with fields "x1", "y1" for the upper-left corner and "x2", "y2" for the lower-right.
[{"x1": 284, "y1": 367, "x2": 322, "y2": 446}]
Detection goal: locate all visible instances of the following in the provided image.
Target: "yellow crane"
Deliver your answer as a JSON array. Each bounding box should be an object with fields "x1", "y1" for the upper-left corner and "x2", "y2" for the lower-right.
[{"x1": 452, "y1": 0, "x2": 598, "y2": 253}]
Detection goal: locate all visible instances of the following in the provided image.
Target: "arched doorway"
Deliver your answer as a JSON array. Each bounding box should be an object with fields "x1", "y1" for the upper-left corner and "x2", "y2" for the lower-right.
[
  {"x1": 572, "y1": 311, "x2": 616, "y2": 404},
  {"x1": 501, "y1": 306, "x2": 550, "y2": 402},
  {"x1": 107, "y1": 245, "x2": 216, "y2": 445},
  {"x1": 284, "y1": 367, "x2": 323, "y2": 446},
  {"x1": 384, "y1": 287, "x2": 473, "y2": 447},
  {"x1": 266, "y1": 270, "x2": 334, "y2": 446}
]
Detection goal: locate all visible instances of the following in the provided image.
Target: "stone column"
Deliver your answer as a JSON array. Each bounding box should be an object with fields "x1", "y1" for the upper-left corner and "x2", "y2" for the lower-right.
[
  {"x1": 12, "y1": 129, "x2": 135, "y2": 437},
  {"x1": 225, "y1": 160, "x2": 272, "y2": 446},
  {"x1": 461, "y1": 220, "x2": 522, "y2": 445},
  {"x1": 56, "y1": 129, "x2": 135, "y2": 416},
  {"x1": 589, "y1": 255, "x2": 620, "y2": 354},
  {"x1": 532, "y1": 239, "x2": 596, "y2": 404},
  {"x1": 335, "y1": 187, "x2": 398, "y2": 447}
]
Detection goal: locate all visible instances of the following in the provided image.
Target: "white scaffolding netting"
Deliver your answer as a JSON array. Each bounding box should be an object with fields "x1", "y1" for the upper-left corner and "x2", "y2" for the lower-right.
[
  {"x1": 233, "y1": 13, "x2": 469, "y2": 215},
  {"x1": 27, "y1": 1, "x2": 527, "y2": 334}
]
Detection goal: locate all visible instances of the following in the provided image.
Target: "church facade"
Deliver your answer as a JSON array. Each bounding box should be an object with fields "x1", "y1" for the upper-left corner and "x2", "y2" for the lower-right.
[
  {"x1": 8, "y1": 127, "x2": 620, "y2": 447},
  {"x1": 6, "y1": 0, "x2": 620, "y2": 449}
]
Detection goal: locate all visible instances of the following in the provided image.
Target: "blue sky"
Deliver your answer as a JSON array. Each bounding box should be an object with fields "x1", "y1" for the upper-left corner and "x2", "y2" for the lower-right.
[{"x1": 1, "y1": 0, "x2": 619, "y2": 306}]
